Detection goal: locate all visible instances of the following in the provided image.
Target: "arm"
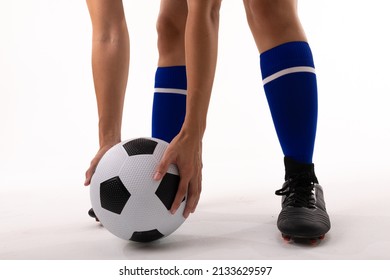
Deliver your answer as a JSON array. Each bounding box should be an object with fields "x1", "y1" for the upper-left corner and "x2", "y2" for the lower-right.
[{"x1": 84, "y1": 0, "x2": 130, "y2": 186}]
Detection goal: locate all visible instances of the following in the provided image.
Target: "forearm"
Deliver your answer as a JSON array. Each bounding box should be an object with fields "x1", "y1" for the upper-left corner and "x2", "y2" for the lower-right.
[
  {"x1": 182, "y1": 0, "x2": 221, "y2": 138},
  {"x1": 91, "y1": 23, "x2": 130, "y2": 147}
]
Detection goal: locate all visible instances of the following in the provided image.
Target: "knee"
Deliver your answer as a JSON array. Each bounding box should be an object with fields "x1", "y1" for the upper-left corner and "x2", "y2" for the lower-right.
[
  {"x1": 207, "y1": 0, "x2": 222, "y2": 24},
  {"x1": 188, "y1": 0, "x2": 222, "y2": 23},
  {"x1": 244, "y1": 0, "x2": 296, "y2": 29},
  {"x1": 156, "y1": 13, "x2": 186, "y2": 49},
  {"x1": 92, "y1": 19, "x2": 128, "y2": 43}
]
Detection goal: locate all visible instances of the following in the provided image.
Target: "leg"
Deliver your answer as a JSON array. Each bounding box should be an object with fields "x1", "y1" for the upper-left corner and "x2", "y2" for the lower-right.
[
  {"x1": 152, "y1": 0, "x2": 188, "y2": 143},
  {"x1": 153, "y1": 0, "x2": 222, "y2": 143},
  {"x1": 243, "y1": 0, "x2": 330, "y2": 240},
  {"x1": 157, "y1": 0, "x2": 188, "y2": 67},
  {"x1": 85, "y1": 0, "x2": 129, "y2": 185},
  {"x1": 244, "y1": 0, "x2": 317, "y2": 164}
]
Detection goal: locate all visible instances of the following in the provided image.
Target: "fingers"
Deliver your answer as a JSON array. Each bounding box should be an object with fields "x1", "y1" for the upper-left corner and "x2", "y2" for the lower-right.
[
  {"x1": 84, "y1": 168, "x2": 93, "y2": 186},
  {"x1": 170, "y1": 173, "x2": 191, "y2": 216},
  {"x1": 153, "y1": 139, "x2": 203, "y2": 218},
  {"x1": 183, "y1": 178, "x2": 199, "y2": 219},
  {"x1": 153, "y1": 148, "x2": 174, "y2": 181},
  {"x1": 192, "y1": 175, "x2": 202, "y2": 213},
  {"x1": 84, "y1": 158, "x2": 99, "y2": 186},
  {"x1": 171, "y1": 166, "x2": 202, "y2": 219},
  {"x1": 84, "y1": 144, "x2": 115, "y2": 187}
]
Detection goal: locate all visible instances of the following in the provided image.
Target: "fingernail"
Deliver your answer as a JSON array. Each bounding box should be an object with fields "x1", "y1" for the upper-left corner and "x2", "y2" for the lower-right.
[{"x1": 153, "y1": 172, "x2": 162, "y2": 181}]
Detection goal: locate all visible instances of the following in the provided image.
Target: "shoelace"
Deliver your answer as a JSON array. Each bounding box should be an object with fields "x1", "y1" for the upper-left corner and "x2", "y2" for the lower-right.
[{"x1": 275, "y1": 173, "x2": 316, "y2": 208}]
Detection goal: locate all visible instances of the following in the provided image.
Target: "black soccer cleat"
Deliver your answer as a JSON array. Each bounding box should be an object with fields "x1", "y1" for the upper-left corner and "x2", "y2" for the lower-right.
[
  {"x1": 88, "y1": 208, "x2": 99, "y2": 222},
  {"x1": 275, "y1": 157, "x2": 331, "y2": 241}
]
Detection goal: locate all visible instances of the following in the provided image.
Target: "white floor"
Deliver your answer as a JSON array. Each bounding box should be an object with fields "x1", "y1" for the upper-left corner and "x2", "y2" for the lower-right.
[{"x1": 1, "y1": 165, "x2": 389, "y2": 261}]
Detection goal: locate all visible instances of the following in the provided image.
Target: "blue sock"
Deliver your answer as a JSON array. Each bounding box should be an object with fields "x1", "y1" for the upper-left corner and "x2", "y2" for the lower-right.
[
  {"x1": 260, "y1": 41, "x2": 318, "y2": 164},
  {"x1": 152, "y1": 66, "x2": 187, "y2": 143}
]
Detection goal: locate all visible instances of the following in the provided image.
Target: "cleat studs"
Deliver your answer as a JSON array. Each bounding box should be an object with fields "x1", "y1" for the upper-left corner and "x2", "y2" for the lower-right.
[
  {"x1": 280, "y1": 234, "x2": 325, "y2": 244},
  {"x1": 282, "y1": 234, "x2": 291, "y2": 241}
]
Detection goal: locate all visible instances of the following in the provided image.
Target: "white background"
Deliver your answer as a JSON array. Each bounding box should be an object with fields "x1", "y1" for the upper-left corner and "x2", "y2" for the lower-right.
[{"x1": 1, "y1": 0, "x2": 390, "y2": 263}]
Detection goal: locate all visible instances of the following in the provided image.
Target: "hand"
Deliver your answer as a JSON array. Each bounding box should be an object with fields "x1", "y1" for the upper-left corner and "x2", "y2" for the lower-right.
[
  {"x1": 153, "y1": 131, "x2": 203, "y2": 219},
  {"x1": 84, "y1": 142, "x2": 119, "y2": 186}
]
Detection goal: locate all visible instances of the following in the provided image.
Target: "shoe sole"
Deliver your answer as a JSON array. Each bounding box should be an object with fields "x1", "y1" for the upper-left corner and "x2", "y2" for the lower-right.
[{"x1": 281, "y1": 233, "x2": 326, "y2": 245}]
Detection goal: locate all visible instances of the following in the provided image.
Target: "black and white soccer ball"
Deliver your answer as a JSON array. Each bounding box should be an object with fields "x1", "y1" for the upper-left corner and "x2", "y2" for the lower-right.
[{"x1": 90, "y1": 137, "x2": 186, "y2": 242}]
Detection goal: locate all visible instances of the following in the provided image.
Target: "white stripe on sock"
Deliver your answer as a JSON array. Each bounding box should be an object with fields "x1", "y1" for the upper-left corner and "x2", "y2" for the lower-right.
[
  {"x1": 154, "y1": 88, "x2": 187, "y2": 95},
  {"x1": 262, "y1": 66, "x2": 316, "y2": 85}
]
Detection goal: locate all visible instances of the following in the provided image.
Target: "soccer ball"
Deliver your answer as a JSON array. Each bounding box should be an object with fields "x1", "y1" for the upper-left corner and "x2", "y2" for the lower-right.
[{"x1": 90, "y1": 137, "x2": 186, "y2": 242}]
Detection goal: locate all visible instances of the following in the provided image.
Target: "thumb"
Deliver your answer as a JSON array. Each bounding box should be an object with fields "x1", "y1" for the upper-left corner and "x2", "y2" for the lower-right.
[{"x1": 153, "y1": 149, "x2": 174, "y2": 181}]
